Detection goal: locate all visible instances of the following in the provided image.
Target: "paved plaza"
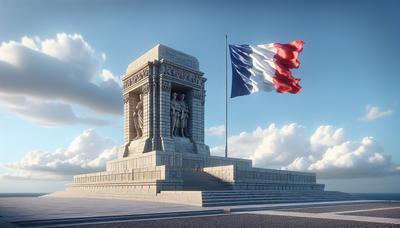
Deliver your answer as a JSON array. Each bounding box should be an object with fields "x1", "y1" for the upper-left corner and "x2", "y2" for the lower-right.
[{"x1": 0, "y1": 196, "x2": 399, "y2": 227}]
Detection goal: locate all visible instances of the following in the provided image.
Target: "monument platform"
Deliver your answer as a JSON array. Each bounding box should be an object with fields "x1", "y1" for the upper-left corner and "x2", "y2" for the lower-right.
[{"x1": 49, "y1": 44, "x2": 349, "y2": 207}]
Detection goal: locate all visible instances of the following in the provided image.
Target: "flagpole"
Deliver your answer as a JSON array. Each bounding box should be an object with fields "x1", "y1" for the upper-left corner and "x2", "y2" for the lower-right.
[{"x1": 225, "y1": 34, "x2": 228, "y2": 158}]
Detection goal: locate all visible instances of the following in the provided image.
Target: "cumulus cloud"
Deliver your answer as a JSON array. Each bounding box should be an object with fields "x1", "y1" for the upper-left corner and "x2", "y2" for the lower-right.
[
  {"x1": 2, "y1": 129, "x2": 118, "y2": 180},
  {"x1": 0, "y1": 94, "x2": 108, "y2": 126},
  {"x1": 310, "y1": 125, "x2": 344, "y2": 152},
  {"x1": 361, "y1": 105, "x2": 393, "y2": 122},
  {"x1": 205, "y1": 125, "x2": 225, "y2": 137},
  {"x1": 210, "y1": 123, "x2": 399, "y2": 179},
  {"x1": 100, "y1": 69, "x2": 122, "y2": 87},
  {"x1": 0, "y1": 33, "x2": 123, "y2": 126}
]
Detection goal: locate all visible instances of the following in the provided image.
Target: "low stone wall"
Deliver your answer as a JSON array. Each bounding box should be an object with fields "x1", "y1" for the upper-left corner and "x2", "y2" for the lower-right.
[
  {"x1": 236, "y1": 167, "x2": 317, "y2": 184},
  {"x1": 157, "y1": 191, "x2": 203, "y2": 206},
  {"x1": 203, "y1": 165, "x2": 324, "y2": 191},
  {"x1": 72, "y1": 165, "x2": 183, "y2": 191},
  {"x1": 74, "y1": 166, "x2": 166, "y2": 184},
  {"x1": 107, "y1": 152, "x2": 158, "y2": 171},
  {"x1": 66, "y1": 179, "x2": 184, "y2": 195},
  {"x1": 69, "y1": 166, "x2": 184, "y2": 194},
  {"x1": 203, "y1": 165, "x2": 235, "y2": 183},
  {"x1": 107, "y1": 151, "x2": 184, "y2": 171},
  {"x1": 206, "y1": 156, "x2": 252, "y2": 169}
]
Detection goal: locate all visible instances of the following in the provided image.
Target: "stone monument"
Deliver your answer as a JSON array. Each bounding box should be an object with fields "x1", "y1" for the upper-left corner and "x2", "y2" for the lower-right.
[{"x1": 51, "y1": 44, "x2": 351, "y2": 206}]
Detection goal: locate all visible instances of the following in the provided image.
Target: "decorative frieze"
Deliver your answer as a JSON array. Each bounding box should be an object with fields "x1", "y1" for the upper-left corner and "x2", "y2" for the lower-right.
[
  {"x1": 123, "y1": 66, "x2": 149, "y2": 90},
  {"x1": 160, "y1": 63, "x2": 202, "y2": 86}
]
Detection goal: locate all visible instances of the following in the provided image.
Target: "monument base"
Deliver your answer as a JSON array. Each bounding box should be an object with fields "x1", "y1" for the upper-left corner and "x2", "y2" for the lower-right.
[
  {"x1": 47, "y1": 151, "x2": 351, "y2": 207},
  {"x1": 49, "y1": 188, "x2": 354, "y2": 207}
]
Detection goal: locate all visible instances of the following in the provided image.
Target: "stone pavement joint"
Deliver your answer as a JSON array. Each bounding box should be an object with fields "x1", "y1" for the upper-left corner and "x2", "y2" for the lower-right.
[
  {"x1": 14, "y1": 210, "x2": 226, "y2": 227},
  {"x1": 248, "y1": 210, "x2": 400, "y2": 225},
  {"x1": 334, "y1": 206, "x2": 400, "y2": 214}
]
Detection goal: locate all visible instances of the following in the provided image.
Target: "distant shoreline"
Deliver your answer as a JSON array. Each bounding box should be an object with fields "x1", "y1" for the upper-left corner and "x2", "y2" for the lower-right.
[{"x1": 0, "y1": 193, "x2": 48, "y2": 197}]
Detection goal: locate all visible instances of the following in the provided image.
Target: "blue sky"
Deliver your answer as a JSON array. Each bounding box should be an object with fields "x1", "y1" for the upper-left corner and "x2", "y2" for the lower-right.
[{"x1": 0, "y1": 0, "x2": 399, "y2": 193}]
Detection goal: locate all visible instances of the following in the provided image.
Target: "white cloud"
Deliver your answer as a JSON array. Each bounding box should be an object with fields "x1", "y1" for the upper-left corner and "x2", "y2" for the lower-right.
[
  {"x1": 210, "y1": 123, "x2": 399, "y2": 179},
  {"x1": 0, "y1": 94, "x2": 108, "y2": 126},
  {"x1": 210, "y1": 145, "x2": 225, "y2": 156},
  {"x1": 2, "y1": 129, "x2": 118, "y2": 180},
  {"x1": 100, "y1": 69, "x2": 122, "y2": 87},
  {"x1": 205, "y1": 125, "x2": 225, "y2": 137},
  {"x1": 0, "y1": 33, "x2": 123, "y2": 126},
  {"x1": 310, "y1": 125, "x2": 344, "y2": 152},
  {"x1": 251, "y1": 124, "x2": 309, "y2": 167},
  {"x1": 361, "y1": 105, "x2": 393, "y2": 122}
]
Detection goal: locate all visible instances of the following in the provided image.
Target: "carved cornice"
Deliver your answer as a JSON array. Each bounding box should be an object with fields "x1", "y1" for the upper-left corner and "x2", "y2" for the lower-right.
[
  {"x1": 123, "y1": 66, "x2": 149, "y2": 91},
  {"x1": 160, "y1": 63, "x2": 202, "y2": 87}
]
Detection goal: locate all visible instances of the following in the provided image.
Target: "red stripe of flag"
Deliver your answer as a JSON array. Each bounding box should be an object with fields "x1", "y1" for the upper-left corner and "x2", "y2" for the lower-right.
[{"x1": 273, "y1": 40, "x2": 304, "y2": 94}]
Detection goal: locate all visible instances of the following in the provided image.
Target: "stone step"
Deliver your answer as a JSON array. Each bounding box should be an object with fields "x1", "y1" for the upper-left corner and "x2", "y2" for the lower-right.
[
  {"x1": 203, "y1": 195, "x2": 354, "y2": 202},
  {"x1": 202, "y1": 193, "x2": 353, "y2": 200},
  {"x1": 201, "y1": 195, "x2": 353, "y2": 201},
  {"x1": 202, "y1": 197, "x2": 354, "y2": 207},
  {"x1": 202, "y1": 193, "x2": 347, "y2": 197},
  {"x1": 199, "y1": 189, "x2": 356, "y2": 206},
  {"x1": 202, "y1": 192, "x2": 348, "y2": 197},
  {"x1": 203, "y1": 190, "x2": 336, "y2": 194}
]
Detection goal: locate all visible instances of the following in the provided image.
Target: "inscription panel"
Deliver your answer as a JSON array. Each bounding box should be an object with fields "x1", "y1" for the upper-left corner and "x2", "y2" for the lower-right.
[
  {"x1": 160, "y1": 63, "x2": 203, "y2": 87},
  {"x1": 123, "y1": 66, "x2": 150, "y2": 91}
]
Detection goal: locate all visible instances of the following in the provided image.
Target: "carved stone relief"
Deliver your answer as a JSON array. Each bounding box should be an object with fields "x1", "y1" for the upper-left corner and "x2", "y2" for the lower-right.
[
  {"x1": 160, "y1": 64, "x2": 202, "y2": 86},
  {"x1": 123, "y1": 67, "x2": 149, "y2": 90},
  {"x1": 170, "y1": 92, "x2": 189, "y2": 137},
  {"x1": 133, "y1": 93, "x2": 144, "y2": 139}
]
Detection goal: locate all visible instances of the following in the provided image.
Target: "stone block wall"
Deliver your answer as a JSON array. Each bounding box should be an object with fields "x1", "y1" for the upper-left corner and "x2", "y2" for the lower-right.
[
  {"x1": 203, "y1": 164, "x2": 324, "y2": 191},
  {"x1": 108, "y1": 151, "x2": 185, "y2": 172},
  {"x1": 206, "y1": 156, "x2": 253, "y2": 169},
  {"x1": 69, "y1": 165, "x2": 185, "y2": 194},
  {"x1": 203, "y1": 165, "x2": 235, "y2": 182}
]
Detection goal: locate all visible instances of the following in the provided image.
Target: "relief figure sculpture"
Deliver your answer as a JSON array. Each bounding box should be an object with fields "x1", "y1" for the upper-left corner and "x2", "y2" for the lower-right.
[
  {"x1": 179, "y1": 93, "x2": 189, "y2": 137},
  {"x1": 133, "y1": 93, "x2": 143, "y2": 139},
  {"x1": 171, "y1": 92, "x2": 189, "y2": 137},
  {"x1": 170, "y1": 92, "x2": 180, "y2": 136}
]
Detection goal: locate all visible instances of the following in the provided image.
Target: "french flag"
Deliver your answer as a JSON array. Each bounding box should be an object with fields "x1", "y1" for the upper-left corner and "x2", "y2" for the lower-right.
[{"x1": 229, "y1": 41, "x2": 304, "y2": 98}]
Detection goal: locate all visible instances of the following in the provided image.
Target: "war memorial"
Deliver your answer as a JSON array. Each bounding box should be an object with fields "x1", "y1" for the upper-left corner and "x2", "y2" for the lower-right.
[
  {"x1": 51, "y1": 44, "x2": 352, "y2": 206},
  {"x1": 3, "y1": 44, "x2": 398, "y2": 228}
]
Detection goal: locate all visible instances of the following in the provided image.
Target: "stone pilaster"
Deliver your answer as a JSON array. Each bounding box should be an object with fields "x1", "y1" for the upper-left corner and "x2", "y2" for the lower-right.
[
  {"x1": 159, "y1": 79, "x2": 171, "y2": 138},
  {"x1": 123, "y1": 93, "x2": 134, "y2": 143},
  {"x1": 151, "y1": 67, "x2": 162, "y2": 151},
  {"x1": 190, "y1": 89, "x2": 205, "y2": 143},
  {"x1": 141, "y1": 82, "x2": 151, "y2": 139}
]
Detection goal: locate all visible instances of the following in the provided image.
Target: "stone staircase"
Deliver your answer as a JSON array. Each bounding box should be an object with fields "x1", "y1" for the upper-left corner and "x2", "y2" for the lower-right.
[
  {"x1": 181, "y1": 171, "x2": 358, "y2": 207},
  {"x1": 201, "y1": 190, "x2": 358, "y2": 207}
]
